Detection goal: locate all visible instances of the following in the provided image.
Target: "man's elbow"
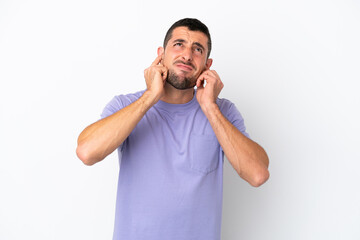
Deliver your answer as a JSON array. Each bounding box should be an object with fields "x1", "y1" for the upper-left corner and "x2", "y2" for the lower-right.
[
  {"x1": 76, "y1": 145, "x2": 98, "y2": 166},
  {"x1": 249, "y1": 168, "x2": 270, "y2": 187}
]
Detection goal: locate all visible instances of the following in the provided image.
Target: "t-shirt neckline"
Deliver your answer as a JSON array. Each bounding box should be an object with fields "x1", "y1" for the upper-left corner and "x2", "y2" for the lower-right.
[{"x1": 155, "y1": 90, "x2": 198, "y2": 111}]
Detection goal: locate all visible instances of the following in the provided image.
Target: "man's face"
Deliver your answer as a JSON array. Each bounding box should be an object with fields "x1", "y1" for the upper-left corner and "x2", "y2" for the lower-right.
[{"x1": 160, "y1": 27, "x2": 212, "y2": 90}]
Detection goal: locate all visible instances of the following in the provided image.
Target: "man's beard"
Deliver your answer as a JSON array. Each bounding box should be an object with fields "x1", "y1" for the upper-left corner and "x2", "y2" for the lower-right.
[{"x1": 166, "y1": 69, "x2": 197, "y2": 90}]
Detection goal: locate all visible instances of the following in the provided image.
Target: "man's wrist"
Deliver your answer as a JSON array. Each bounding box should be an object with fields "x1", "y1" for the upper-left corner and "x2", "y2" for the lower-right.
[
  {"x1": 141, "y1": 90, "x2": 161, "y2": 109},
  {"x1": 200, "y1": 102, "x2": 219, "y2": 117}
]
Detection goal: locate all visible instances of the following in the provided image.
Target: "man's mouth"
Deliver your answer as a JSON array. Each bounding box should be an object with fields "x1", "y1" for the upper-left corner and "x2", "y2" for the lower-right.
[{"x1": 174, "y1": 61, "x2": 195, "y2": 72}]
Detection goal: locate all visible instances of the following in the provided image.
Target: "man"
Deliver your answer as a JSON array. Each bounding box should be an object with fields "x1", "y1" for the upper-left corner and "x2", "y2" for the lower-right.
[{"x1": 77, "y1": 18, "x2": 269, "y2": 240}]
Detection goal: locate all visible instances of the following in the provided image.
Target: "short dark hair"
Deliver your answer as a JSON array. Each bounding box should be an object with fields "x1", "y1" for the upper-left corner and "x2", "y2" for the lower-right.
[{"x1": 163, "y1": 18, "x2": 212, "y2": 58}]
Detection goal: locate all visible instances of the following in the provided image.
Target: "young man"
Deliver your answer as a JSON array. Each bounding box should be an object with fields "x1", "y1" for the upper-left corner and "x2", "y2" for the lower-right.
[{"x1": 77, "y1": 18, "x2": 269, "y2": 240}]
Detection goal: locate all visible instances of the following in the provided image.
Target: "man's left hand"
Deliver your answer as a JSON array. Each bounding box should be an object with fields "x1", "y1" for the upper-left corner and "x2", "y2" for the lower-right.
[{"x1": 196, "y1": 70, "x2": 224, "y2": 112}]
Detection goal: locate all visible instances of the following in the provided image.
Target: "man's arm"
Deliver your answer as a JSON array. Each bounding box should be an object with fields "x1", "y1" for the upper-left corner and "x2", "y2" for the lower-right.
[
  {"x1": 196, "y1": 70, "x2": 269, "y2": 187},
  {"x1": 77, "y1": 91, "x2": 157, "y2": 165},
  {"x1": 76, "y1": 55, "x2": 167, "y2": 165}
]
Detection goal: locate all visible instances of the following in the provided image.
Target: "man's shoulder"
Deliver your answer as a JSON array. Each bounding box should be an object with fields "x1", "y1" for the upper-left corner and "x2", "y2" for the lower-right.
[
  {"x1": 101, "y1": 90, "x2": 145, "y2": 119},
  {"x1": 114, "y1": 90, "x2": 145, "y2": 104},
  {"x1": 216, "y1": 97, "x2": 235, "y2": 112},
  {"x1": 216, "y1": 97, "x2": 233, "y2": 104}
]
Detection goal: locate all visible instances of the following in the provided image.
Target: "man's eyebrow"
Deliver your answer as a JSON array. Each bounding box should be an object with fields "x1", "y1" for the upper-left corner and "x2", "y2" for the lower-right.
[
  {"x1": 194, "y1": 42, "x2": 205, "y2": 51},
  {"x1": 172, "y1": 39, "x2": 206, "y2": 51},
  {"x1": 172, "y1": 39, "x2": 186, "y2": 43}
]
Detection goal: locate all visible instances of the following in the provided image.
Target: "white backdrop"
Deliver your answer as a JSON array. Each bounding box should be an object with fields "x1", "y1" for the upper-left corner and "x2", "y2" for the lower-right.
[{"x1": 1, "y1": 0, "x2": 359, "y2": 239}]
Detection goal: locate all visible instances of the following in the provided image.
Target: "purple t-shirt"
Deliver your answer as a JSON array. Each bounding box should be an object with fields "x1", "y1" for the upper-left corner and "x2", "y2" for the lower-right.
[{"x1": 101, "y1": 90, "x2": 249, "y2": 240}]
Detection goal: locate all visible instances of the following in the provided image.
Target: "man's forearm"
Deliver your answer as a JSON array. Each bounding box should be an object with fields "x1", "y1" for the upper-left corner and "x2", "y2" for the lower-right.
[
  {"x1": 202, "y1": 103, "x2": 269, "y2": 187},
  {"x1": 76, "y1": 90, "x2": 157, "y2": 165}
]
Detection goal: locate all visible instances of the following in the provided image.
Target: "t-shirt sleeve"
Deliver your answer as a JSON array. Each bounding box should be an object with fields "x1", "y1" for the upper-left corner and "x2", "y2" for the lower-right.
[
  {"x1": 99, "y1": 94, "x2": 135, "y2": 152},
  {"x1": 219, "y1": 99, "x2": 250, "y2": 139},
  {"x1": 100, "y1": 96, "x2": 126, "y2": 119},
  {"x1": 101, "y1": 91, "x2": 144, "y2": 119}
]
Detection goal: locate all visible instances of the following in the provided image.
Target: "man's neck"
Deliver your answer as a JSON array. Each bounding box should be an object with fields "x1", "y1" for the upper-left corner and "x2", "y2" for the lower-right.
[{"x1": 160, "y1": 83, "x2": 195, "y2": 104}]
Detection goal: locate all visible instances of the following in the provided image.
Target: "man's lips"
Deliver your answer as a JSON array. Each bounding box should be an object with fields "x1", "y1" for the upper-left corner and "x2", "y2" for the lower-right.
[{"x1": 174, "y1": 61, "x2": 195, "y2": 71}]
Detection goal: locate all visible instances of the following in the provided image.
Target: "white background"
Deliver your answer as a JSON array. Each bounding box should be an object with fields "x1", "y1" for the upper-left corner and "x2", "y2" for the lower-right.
[{"x1": 1, "y1": 0, "x2": 359, "y2": 239}]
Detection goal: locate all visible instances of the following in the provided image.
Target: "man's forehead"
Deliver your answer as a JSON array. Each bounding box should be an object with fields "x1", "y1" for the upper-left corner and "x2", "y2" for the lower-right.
[{"x1": 169, "y1": 27, "x2": 208, "y2": 46}]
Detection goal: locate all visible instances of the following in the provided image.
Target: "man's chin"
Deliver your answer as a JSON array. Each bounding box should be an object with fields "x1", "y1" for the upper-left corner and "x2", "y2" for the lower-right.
[
  {"x1": 166, "y1": 69, "x2": 197, "y2": 90},
  {"x1": 166, "y1": 78, "x2": 196, "y2": 90}
]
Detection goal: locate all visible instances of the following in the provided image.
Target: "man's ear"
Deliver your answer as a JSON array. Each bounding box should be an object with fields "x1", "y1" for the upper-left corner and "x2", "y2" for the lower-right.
[
  {"x1": 157, "y1": 47, "x2": 164, "y2": 59},
  {"x1": 205, "y1": 58, "x2": 213, "y2": 70}
]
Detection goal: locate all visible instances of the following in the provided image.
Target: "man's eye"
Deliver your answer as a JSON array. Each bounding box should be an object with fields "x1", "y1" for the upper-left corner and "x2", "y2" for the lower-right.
[
  {"x1": 174, "y1": 43, "x2": 182, "y2": 46},
  {"x1": 195, "y1": 48, "x2": 203, "y2": 53}
]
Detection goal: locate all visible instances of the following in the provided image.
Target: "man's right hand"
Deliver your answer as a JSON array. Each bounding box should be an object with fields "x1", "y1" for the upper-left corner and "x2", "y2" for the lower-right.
[{"x1": 144, "y1": 55, "x2": 168, "y2": 102}]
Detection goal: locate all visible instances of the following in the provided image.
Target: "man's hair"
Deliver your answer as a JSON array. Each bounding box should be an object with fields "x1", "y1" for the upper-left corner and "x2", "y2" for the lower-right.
[{"x1": 163, "y1": 18, "x2": 212, "y2": 58}]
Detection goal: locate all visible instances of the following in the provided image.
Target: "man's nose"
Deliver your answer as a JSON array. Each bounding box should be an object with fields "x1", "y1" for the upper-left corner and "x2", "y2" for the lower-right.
[{"x1": 181, "y1": 47, "x2": 193, "y2": 62}]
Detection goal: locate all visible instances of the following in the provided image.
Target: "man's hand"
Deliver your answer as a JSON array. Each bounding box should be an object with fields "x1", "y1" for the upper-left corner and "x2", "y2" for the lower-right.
[
  {"x1": 196, "y1": 70, "x2": 224, "y2": 113},
  {"x1": 144, "y1": 55, "x2": 168, "y2": 102}
]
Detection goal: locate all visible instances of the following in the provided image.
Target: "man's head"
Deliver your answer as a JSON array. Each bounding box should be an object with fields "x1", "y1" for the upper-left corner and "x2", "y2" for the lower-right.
[
  {"x1": 163, "y1": 18, "x2": 212, "y2": 59},
  {"x1": 158, "y1": 18, "x2": 213, "y2": 90}
]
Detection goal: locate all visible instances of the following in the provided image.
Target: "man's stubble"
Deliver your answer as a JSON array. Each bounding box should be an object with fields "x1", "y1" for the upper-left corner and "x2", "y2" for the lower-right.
[{"x1": 166, "y1": 69, "x2": 197, "y2": 90}]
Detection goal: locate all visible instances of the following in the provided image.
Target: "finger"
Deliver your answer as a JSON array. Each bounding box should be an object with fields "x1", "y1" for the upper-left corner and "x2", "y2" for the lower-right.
[
  {"x1": 210, "y1": 70, "x2": 220, "y2": 79},
  {"x1": 200, "y1": 69, "x2": 210, "y2": 76},
  {"x1": 204, "y1": 70, "x2": 217, "y2": 79},
  {"x1": 196, "y1": 74, "x2": 206, "y2": 88},
  {"x1": 151, "y1": 55, "x2": 163, "y2": 66},
  {"x1": 200, "y1": 71, "x2": 216, "y2": 83},
  {"x1": 161, "y1": 67, "x2": 168, "y2": 81},
  {"x1": 196, "y1": 77, "x2": 204, "y2": 89},
  {"x1": 197, "y1": 83, "x2": 204, "y2": 90},
  {"x1": 200, "y1": 74, "x2": 216, "y2": 86},
  {"x1": 202, "y1": 70, "x2": 221, "y2": 85}
]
